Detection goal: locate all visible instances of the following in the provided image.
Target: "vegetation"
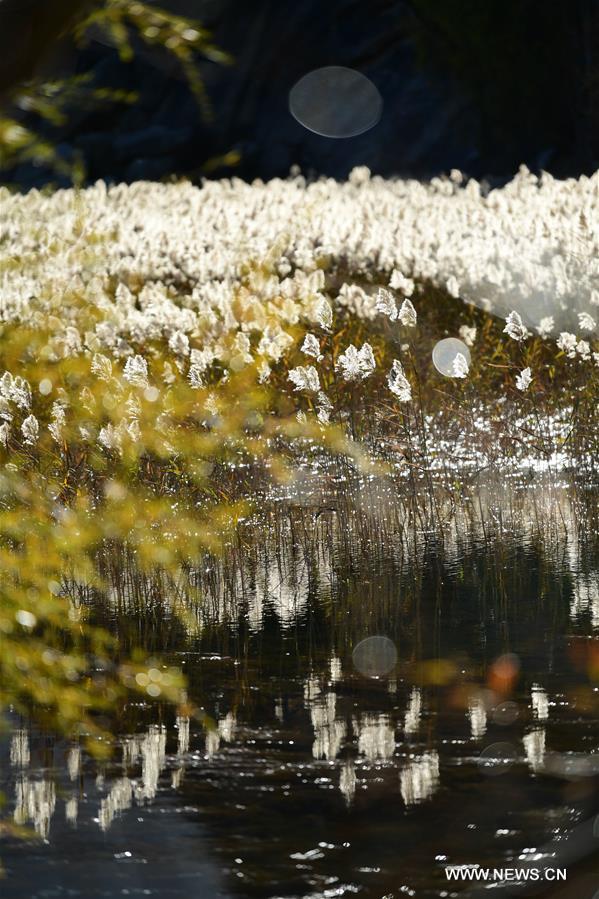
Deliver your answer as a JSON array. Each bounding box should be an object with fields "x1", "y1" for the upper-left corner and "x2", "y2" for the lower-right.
[
  {"x1": 0, "y1": 1, "x2": 597, "y2": 840},
  {"x1": 0, "y1": 314, "x2": 357, "y2": 755}
]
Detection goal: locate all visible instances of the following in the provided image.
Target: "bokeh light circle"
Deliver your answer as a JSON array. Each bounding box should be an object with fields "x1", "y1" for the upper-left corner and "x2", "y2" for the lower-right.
[
  {"x1": 432, "y1": 338, "x2": 471, "y2": 377},
  {"x1": 352, "y1": 636, "x2": 397, "y2": 678},
  {"x1": 289, "y1": 66, "x2": 383, "y2": 138},
  {"x1": 478, "y1": 742, "x2": 518, "y2": 776},
  {"x1": 491, "y1": 701, "x2": 520, "y2": 726}
]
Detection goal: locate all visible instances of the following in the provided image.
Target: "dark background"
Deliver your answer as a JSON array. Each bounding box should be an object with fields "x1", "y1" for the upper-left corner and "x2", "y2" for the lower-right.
[{"x1": 1, "y1": 0, "x2": 599, "y2": 188}]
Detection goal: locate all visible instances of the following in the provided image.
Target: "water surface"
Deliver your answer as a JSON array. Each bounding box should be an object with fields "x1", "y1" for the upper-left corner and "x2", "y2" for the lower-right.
[{"x1": 2, "y1": 480, "x2": 599, "y2": 898}]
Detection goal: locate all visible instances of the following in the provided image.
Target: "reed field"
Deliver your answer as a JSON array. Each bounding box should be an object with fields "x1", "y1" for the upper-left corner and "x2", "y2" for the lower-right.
[{"x1": 1, "y1": 166, "x2": 598, "y2": 895}]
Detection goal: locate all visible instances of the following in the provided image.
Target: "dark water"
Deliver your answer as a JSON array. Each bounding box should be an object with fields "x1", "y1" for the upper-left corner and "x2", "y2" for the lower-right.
[{"x1": 2, "y1": 483, "x2": 599, "y2": 898}]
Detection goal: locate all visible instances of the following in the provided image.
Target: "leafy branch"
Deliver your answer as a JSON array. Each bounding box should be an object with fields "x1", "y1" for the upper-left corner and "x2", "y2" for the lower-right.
[{"x1": 0, "y1": 0, "x2": 231, "y2": 183}]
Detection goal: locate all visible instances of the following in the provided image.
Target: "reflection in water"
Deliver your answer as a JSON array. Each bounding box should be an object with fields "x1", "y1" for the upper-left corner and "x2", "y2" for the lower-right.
[
  {"x1": 400, "y1": 752, "x2": 440, "y2": 807},
  {"x1": 205, "y1": 729, "x2": 220, "y2": 759},
  {"x1": 99, "y1": 477, "x2": 599, "y2": 637},
  {"x1": 468, "y1": 695, "x2": 488, "y2": 739},
  {"x1": 10, "y1": 730, "x2": 29, "y2": 769},
  {"x1": 531, "y1": 684, "x2": 550, "y2": 720},
  {"x1": 4, "y1": 650, "x2": 598, "y2": 895},
  {"x1": 310, "y1": 690, "x2": 346, "y2": 761},
  {"x1": 329, "y1": 655, "x2": 342, "y2": 683},
  {"x1": 274, "y1": 697, "x2": 284, "y2": 721},
  {"x1": 571, "y1": 574, "x2": 599, "y2": 627},
  {"x1": 523, "y1": 727, "x2": 546, "y2": 772},
  {"x1": 339, "y1": 760, "x2": 356, "y2": 807},
  {"x1": 218, "y1": 712, "x2": 236, "y2": 743},
  {"x1": 404, "y1": 688, "x2": 422, "y2": 736},
  {"x1": 65, "y1": 795, "x2": 78, "y2": 826},
  {"x1": 205, "y1": 712, "x2": 237, "y2": 759},
  {"x1": 176, "y1": 716, "x2": 190, "y2": 756},
  {"x1": 356, "y1": 714, "x2": 396, "y2": 762},
  {"x1": 99, "y1": 724, "x2": 169, "y2": 830},
  {"x1": 2, "y1": 479, "x2": 599, "y2": 897},
  {"x1": 67, "y1": 747, "x2": 80, "y2": 781},
  {"x1": 122, "y1": 735, "x2": 139, "y2": 768},
  {"x1": 172, "y1": 714, "x2": 190, "y2": 788},
  {"x1": 137, "y1": 724, "x2": 166, "y2": 802},
  {"x1": 14, "y1": 776, "x2": 56, "y2": 839},
  {"x1": 8, "y1": 679, "x2": 453, "y2": 840},
  {"x1": 99, "y1": 777, "x2": 134, "y2": 832}
]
